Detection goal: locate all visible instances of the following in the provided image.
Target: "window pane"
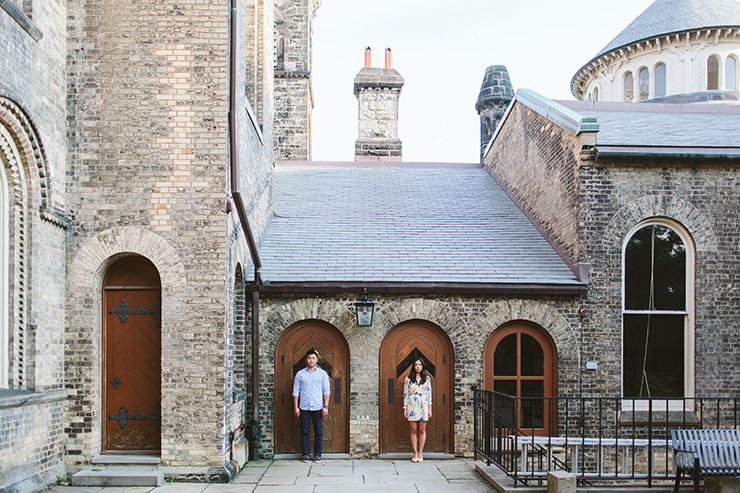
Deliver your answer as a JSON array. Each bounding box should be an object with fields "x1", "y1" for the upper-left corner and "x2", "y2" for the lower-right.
[
  {"x1": 623, "y1": 314, "x2": 684, "y2": 398},
  {"x1": 654, "y1": 63, "x2": 666, "y2": 98},
  {"x1": 624, "y1": 72, "x2": 634, "y2": 102},
  {"x1": 727, "y1": 57, "x2": 737, "y2": 90},
  {"x1": 521, "y1": 380, "x2": 544, "y2": 428},
  {"x1": 708, "y1": 56, "x2": 719, "y2": 90},
  {"x1": 625, "y1": 225, "x2": 685, "y2": 310},
  {"x1": 639, "y1": 68, "x2": 650, "y2": 101},
  {"x1": 520, "y1": 334, "x2": 544, "y2": 376},
  {"x1": 493, "y1": 333, "x2": 517, "y2": 376},
  {"x1": 494, "y1": 380, "x2": 516, "y2": 396}
]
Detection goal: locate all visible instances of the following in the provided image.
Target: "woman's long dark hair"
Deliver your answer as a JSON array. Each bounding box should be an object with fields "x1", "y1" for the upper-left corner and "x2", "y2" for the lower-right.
[{"x1": 407, "y1": 358, "x2": 429, "y2": 385}]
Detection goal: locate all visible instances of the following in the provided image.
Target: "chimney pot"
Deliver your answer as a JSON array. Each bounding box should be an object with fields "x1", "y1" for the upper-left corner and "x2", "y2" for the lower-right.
[
  {"x1": 385, "y1": 47, "x2": 392, "y2": 68},
  {"x1": 365, "y1": 47, "x2": 372, "y2": 67}
]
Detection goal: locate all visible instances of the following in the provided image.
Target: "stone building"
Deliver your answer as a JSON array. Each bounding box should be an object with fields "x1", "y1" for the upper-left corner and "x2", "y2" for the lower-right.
[
  {"x1": 2, "y1": 0, "x2": 740, "y2": 491},
  {"x1": 571, "y1": 0, "x2": 740, "y2": 103}
]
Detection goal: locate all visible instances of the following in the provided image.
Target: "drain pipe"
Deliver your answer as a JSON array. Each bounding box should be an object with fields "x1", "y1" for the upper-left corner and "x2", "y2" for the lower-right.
[{"x1": 229, "y1": 0, "x2": 262, "y2": 461}]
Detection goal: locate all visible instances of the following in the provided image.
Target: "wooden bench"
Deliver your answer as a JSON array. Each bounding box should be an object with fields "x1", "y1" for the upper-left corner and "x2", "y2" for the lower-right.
[{"x1": 671, "y1": 429, "x2": 740, "y2": 493}]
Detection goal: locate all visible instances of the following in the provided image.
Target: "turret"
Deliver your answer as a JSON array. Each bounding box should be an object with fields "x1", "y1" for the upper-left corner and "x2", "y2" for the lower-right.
[{"x1": 475, "y1": 65, "x2": 514, "y2": 162}]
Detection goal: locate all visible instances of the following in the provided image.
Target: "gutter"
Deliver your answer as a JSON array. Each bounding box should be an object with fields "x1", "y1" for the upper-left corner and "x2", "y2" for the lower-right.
[
  {"x1": 595, "y1": 148, "x2": 740, "y2": 161},
  {"x1": 245, "y1": 281, "x2": 587, "y2": 296},
  {"x1": 228, "y1": 0, "x2": 262, "y2": 461}
]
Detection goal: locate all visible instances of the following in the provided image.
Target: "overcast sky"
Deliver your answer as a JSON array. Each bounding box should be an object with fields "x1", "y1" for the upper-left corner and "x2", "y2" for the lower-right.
[{"x1": 310, "y1": 0, "x2": 657, "y2": 163}]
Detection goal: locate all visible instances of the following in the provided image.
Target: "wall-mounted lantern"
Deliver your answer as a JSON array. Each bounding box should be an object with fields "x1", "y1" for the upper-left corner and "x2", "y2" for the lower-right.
[{"x1": 354, "y1": 288, "x2": 376, "y2": 326}]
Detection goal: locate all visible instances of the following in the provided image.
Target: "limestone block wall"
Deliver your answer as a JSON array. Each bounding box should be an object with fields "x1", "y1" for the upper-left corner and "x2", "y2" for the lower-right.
[
  {"x1": 274, "y1": 0, "x2": 317, "y2": 161},
  {"x1": 484, "y1": 102, "x2": 583, "y2": 266},
  {"x1": 253, "y1": 293, "x2": 584, "y2": 457},
  {"x1": 577, "y1": 160, "x2": 740, "y2": 398}
]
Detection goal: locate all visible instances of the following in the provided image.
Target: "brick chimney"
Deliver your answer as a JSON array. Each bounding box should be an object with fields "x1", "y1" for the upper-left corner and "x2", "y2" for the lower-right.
[{"x1": 353, "y1": 47, "x2": 404, "y2": 161}]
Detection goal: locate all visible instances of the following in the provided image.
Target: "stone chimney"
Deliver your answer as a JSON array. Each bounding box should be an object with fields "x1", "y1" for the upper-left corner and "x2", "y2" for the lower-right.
[
  {"x1": 354, "y1": 47, "x2": 404, "y2": 161},
  {"x1": 475, "y1": 65, "x2": 514, "y2": 162}
]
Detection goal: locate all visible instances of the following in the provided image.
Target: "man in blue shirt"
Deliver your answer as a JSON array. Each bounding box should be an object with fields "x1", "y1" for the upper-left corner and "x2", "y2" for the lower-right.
[{"x1": 293, "y1": 349, "x2": 331, "y2": 463}]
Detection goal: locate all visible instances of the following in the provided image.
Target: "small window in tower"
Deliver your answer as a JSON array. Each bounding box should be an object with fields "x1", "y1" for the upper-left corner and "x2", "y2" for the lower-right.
[
  {"x1": 707, "y1": 56, "x2": 720, "y2": 90},
  {"x1": 726, "y1": 56, "x2": 737, "y2": 91},
  {"x1": 638, "y1": 67, "x2": 650, "y2": 101},
  {"x1": 624, "y1": 71, "x2": 634, "y2": 102},
  {"x1": 654, "y1": 63, "x2": 666, "y2": 98},
  {"x1": 593, "y1": 87, "x2": 599, "y2": 101}
]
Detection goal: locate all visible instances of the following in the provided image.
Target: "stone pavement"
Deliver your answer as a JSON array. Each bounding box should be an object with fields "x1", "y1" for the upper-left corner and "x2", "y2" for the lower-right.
[{"x1": 50, "y1": 458, "x2": 495, "y2": 492}]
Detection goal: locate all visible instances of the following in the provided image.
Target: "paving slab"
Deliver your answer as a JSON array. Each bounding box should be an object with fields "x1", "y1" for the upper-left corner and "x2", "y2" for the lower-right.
[{"x1": 202, "y1": 484, "x2": 256, "y2": 492}]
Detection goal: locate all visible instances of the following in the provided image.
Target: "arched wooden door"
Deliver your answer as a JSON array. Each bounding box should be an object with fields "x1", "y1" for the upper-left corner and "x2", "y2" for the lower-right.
[
  {"x1": 275, "y1": 321, "x2": 349, "y2": 454},
  {"x1": 103, "y1": 256, "x2": 161, "y2": 452},
  {"x1": 379, "y1": 321, "x2": 453, "y2": 454},
  {"x1": 484, "y1": 322, "x2": 557, "y2": 436}
]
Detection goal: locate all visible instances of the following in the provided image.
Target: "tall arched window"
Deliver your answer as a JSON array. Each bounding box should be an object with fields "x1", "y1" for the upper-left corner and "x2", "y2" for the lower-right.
[
  {"x1": 623, "y1": 220, "x2": 694, "y2": 400},
  {"x1": 624, "y1": 71, "x2": 634, "y2": 102},
  {"x1": 726, "y1": 56, "x2": 737, "y2": 91},
  {"x1": 654, "y1": 63, "x2": 667, "y2": 98},
  {"x1": 707, "y1": 55, "x2": 720, "y2": 90},
  {"x1": 638, "y1": 67, "x2": 650, "y2": 101},
  {"x1": 592, "y1": 87, "x2": 599, "y2": 101}
]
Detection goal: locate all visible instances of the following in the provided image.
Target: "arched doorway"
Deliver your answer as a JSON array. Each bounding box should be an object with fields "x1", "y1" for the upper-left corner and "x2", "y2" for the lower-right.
[
  {"x1": 379, "y1": 321, "x2": 453, "y2": 454},
  {"x1": 484, "y1": 322, "x2": 557, "y2": 436},
  {"x1": 103, "y1": 256, "x2": 162, "y2": 452},
  {"x1": 274, "y1": 321, "x2": 349, "y2": 454}
]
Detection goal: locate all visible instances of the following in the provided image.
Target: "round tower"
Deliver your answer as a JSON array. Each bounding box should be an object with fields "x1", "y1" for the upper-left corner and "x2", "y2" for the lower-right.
[{"x1": 475, "y1": 65, "x2": 514, "y2": 162}]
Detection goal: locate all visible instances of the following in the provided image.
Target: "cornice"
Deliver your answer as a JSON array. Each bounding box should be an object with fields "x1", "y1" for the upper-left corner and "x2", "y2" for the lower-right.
[{"x1": 571, "y1": 27, "x2": 740, "y2": 99}]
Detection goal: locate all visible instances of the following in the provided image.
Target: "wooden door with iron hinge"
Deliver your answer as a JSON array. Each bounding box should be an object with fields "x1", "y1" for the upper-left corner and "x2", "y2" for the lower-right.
[{"x1": 103, "y1": 256, "x2": 161, "y2": 453}]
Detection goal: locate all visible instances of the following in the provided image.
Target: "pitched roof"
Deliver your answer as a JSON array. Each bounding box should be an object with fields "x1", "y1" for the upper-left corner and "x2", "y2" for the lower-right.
[
  {"x1": 595, "y1": 0, "x2": 740, "y2": 58},
  {"x1": 254, "y1": 163, "x2": 581, "y2": 287},
  {"x1": 558, "y1": 99, "x2": 740, "y2": 154}
]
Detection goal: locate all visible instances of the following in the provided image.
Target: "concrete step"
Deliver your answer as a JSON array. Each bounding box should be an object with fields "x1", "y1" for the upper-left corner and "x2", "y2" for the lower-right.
[
  {"x1": 91, "y1": 454, "x2": 161, "y2": 465},
  {"x1": 71, "y1": 470, "x2": 164, "y2": 487}
]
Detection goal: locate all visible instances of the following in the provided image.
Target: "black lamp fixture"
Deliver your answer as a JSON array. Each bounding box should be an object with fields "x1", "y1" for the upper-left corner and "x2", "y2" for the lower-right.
[{"x1": 354, "y1": 288, "x2": 376, "y2": 326}]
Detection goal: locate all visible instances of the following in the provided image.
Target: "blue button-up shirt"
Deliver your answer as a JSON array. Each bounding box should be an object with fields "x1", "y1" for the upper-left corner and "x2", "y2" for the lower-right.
[{"x1": 293, "y1": 366, "x2": 331, "y2": 411}]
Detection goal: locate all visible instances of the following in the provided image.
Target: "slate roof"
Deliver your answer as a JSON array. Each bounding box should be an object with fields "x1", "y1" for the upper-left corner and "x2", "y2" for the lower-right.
[
  {"x1": 255, "y1": 163, "x2": 581, "y2": 286},
  {"x1": 558, "y1": 100, "x2": 740, "y2": 151},
  {"x1": 595, "y1": 0, "x2": 740, "y2": 59}
]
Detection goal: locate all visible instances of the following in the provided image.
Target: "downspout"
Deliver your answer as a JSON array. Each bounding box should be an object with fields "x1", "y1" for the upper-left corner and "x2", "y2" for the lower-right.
[{"x1": 229, "y1": 0, "x2": 263, "y2": 461}]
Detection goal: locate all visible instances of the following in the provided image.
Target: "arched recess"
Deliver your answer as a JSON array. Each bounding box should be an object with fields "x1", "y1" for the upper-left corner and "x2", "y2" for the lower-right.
[
  {"x1": 274, "y1": 320, "x2": 350, "y2": 454},
  {"x1": 0, "y1": 96, "x2": 54, "y2": 389},
  {"x1": 67, "y1": 227, "x2": 184, "y2": 457},
  {"x1": 484, "y1": 322, "x2": 558, "y2": 436},
  {"x1": 103, "y1": 256, "x2": 162, "y2": 452},
  {"x1": 379, "y1": 320, "x2": 454, "y2": 454}
]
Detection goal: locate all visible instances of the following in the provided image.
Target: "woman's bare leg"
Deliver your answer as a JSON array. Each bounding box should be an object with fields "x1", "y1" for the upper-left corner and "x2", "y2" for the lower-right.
[
  {"x1": 409, "y1": 421, "x2": 419, "y2": 459},
  {"x1": 417, "y1": 421, "x2": 427, "y2": 460}
]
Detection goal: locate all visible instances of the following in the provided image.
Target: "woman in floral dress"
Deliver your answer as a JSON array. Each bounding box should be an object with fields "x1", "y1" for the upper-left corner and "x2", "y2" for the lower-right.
[{"x1": 403, "y1": 358, "x2": 432, "y2": 462}]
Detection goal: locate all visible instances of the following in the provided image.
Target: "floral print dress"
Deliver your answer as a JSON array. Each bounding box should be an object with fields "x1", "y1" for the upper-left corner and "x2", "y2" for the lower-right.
[{"x1": 403, "y1": 376, "x2": 432, "y2": 421}]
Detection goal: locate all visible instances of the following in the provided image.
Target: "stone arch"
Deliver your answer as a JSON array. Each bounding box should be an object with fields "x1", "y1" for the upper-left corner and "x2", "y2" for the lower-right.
[
  {"x1": 469, "y1": 299, "x2": 579, "y2": 385},
  {"x1": 0, "y1": 96, "x2": 51, "y2": 211},
  {"x1": 258, "y1": 298, "x2": 356, "y2": 455},
  {"x1": 604, "y1": 195, "x2": 717, "y2": 253},
  {"x1": 65, "y1": 227, "x2": 185, "y2": 458}
]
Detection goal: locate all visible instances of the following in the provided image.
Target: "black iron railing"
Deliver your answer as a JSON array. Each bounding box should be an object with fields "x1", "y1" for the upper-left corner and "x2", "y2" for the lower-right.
[{"x1": 473, "y1": 388, "x2": 740, "y2": 487}]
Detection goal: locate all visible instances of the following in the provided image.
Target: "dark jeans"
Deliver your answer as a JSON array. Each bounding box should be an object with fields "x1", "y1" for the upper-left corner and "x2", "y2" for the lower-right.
[{"x1": 299, "y1": 409, "x2": 323, "y2": 458}]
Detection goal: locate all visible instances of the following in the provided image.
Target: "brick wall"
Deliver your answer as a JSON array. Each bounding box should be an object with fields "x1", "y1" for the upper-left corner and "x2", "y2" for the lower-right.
[
  {"x1": 578, "y1": 159, "x2": 740, "y2": 398},
  {"x1": 1, "y1": 0, "x2": 69, "y2": 490},
  {"x1": 64, "y1": 0, "x2": 244, "y2": 472},
  {"x1": 254, "y1": 293, "x2": 584, "y2": 457},
  {"x1": 484, "y1": 102, "x2": 583, "y2": 265}
]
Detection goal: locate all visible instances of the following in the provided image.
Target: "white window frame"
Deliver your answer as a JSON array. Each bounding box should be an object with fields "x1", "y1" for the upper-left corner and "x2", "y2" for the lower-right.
[{"x1": 621, "y1": 218, "x2": 695, "y2": 412}]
